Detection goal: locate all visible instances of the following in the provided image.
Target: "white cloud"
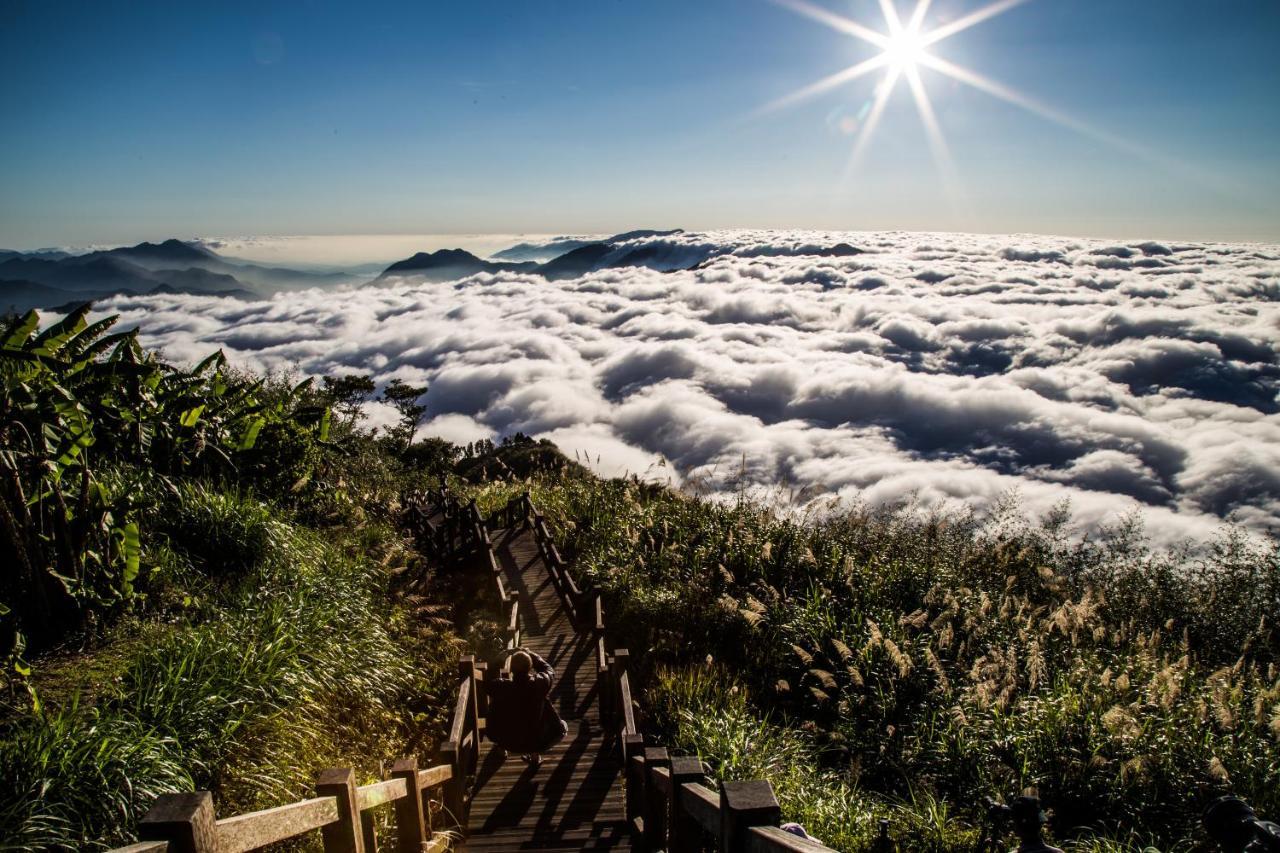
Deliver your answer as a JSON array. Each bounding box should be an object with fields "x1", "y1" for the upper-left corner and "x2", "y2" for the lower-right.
[{"x1": 97, "y1": 229, "x2": 1280, "y2": 546}]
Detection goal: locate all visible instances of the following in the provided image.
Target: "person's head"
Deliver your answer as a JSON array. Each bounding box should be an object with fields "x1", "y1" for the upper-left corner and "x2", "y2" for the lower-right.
[
  {"x1": 509, "y1": 650, "x2": 532, "y2": 676},
  {"x1": 1010, "y1": 796, "x2": 1048, "y2": 840}
]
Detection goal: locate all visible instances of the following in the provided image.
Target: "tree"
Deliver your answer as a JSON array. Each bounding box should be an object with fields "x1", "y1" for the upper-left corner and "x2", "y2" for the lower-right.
[
  {"x1": 321, "y1": 374, "x2": 375, "y2": 424},
  {"x1": 381, "y1": 379, "x2": 428, "y2": 451}
]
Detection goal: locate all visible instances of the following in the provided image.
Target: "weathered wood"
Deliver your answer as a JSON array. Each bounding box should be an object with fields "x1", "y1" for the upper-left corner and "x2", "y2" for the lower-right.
[
  {"x1": 643, "y1": 748, "x2": 672, "y2": 852},
  {"x1": 626, "y1": 753, "x2": 646, "y2": 838},
  {"x1": 315, "y1": 768, "x2": 365, "y2": 853},
  {"x1": 415, "y1": 764, "x2": 452, "y2": 792},
  {"x1": 747, "y1": 826, "x2": 832, "y2": 853},
  {"x1": 719, "y1": 781, "x2": 781, "y2": 853},
  {"x1": 669, "y1": 757, "x2": 708, "y2": 853},
  {"x1": 448, "y1": 676, "x2": 471, "y2": 745},
  {"x1": 359, "y1": 812, "x2": 376, "y2": 852},
  {"x1": 463, "y1": 496, "x2": 628, "y2": 852},
  {"x1": 139, "y1": 791, "x2": 219, "y2": 853},
  {"x1": 215, "y1": 797, "x2": 339, "y2": 852},
  {"x1": 356, "y1": 777, "x2": 408, "y2": 811},
  {"x1": 681, "y1": 783, "x2": 722, "y2": 840},
  {"x1": 437, "y1": 740, "x2": 463, "y2": 829},
  {"x1": 391, "y1": 759, "x2": 431, "y2": 852},
  {"x1": 618, "y1": 670, "x2": 638, "y2": 735}
]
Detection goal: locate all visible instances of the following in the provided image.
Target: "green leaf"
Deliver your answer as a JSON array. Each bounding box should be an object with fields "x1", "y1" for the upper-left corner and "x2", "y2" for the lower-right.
[
  {"x1": 179, "y1": 404, "x2": 206, "y2": 428},
  {"x1": 2, "y1": 310, "x2": 39, "y2": 349},
  {"x1": 191, "y1": 350, "x2": 226, "y2": 376},
  {"x1": 318, "y1": 407, "x2": 332, "y2": 442},
  {"x1": 121, "y1": 522, "x2": 141, "y2": 595},
  {"x1": 32, "y1": 303, "x2": 91, "y2": 356},
  {"x1": 237, "y1": 417, "x2": 265, "y2": 450}
]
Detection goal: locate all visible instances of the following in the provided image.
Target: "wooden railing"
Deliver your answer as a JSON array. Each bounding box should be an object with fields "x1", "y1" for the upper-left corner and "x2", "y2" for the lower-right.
[{"x1": 107, "y1": 757, "x2": 454, "y2": 853}]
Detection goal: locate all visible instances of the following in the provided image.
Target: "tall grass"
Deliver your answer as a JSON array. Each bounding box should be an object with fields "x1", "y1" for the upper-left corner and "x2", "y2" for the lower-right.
[
  {"x1": 497, "y1": 476, "x2": 1279, "y2": 851},
  {"x1": 0, "y1": 483, "x2": 458, "y2": 850}
]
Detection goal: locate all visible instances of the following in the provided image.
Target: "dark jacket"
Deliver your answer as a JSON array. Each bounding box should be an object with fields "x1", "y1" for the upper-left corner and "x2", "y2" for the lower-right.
[{"x1": 486, "y1": 651, "x2": 565, "y2": 753}]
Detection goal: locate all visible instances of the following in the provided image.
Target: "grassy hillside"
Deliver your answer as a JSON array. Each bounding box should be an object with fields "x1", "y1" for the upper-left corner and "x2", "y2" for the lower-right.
[
  {"x1": 0, "y1": 307, "x2": 466, "y2": 849},
  {"x1": 460, "y1": 477, "x2": 1279, "y2": 852}
]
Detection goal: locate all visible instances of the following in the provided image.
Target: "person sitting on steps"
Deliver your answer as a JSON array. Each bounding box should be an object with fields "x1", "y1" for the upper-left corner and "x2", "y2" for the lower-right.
[{"x1": 486, "y1": 648, "x2": 568, "y2": 769}]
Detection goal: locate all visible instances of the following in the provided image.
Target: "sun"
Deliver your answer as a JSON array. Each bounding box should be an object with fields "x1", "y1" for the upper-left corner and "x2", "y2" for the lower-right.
[
  {"x1": 883, "y1": 25, "x2": 928, "y2": 72},
  {"x1": 764, "y1": 0, "x2": 1046, "y2": 181}
]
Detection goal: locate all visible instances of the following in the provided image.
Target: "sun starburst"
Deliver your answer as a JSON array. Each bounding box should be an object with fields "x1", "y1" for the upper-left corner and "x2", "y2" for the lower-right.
[{"x1": 766, "y1": 0, "x2": 1035, "y2": 181}]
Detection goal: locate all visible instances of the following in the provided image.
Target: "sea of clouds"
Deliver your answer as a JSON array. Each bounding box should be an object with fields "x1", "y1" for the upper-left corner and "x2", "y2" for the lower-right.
[{"x1": 99, "y1": 229, "x2": 1280, "y2": 545}]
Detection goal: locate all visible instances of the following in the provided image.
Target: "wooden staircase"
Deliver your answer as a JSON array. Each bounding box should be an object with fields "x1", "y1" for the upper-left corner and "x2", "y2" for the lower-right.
[{"x1": 464, "y1": 525, "x2": 628, "y2": 852}]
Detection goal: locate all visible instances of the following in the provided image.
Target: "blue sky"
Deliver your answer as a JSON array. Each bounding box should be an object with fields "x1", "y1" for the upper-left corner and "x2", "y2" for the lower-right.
[{"x1": 2, "y1": 0, "x2": 1278, "y2": 247}]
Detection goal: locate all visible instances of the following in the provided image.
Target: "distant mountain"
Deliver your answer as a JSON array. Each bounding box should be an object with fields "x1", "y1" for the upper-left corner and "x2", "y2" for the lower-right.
[
  {"x1": 377, "y1": 249, "x2": 538, "y2": 282},
  {"x1": 537, "y1": 244, "x2": 615, "y2": 281},
  {"x1": 92, "y1": 238, "x2": 218, "y2": 269},
  {"x1": 0, "y1": 279, "x2": 87, "y2": 314},
  {"x1": 0, "y1": 248, "x2": 72, "y2": 262},
  {"x1": 490, "y1": 237, "x2": 598, "y2": 263},
  {"x1": 488, "y1": 230, "x2": 684, "y2": 264},
  {"x1": 0, "y1": 238, "x2": 362, "y2": 310}
]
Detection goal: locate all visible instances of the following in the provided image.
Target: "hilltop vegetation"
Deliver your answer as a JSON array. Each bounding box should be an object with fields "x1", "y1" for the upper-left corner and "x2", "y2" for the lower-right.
[
  {"x1": 457, "y1": 477, "x2": 1280, "y2": 852},
  {"x1": 0, "y1": 306, "x2": 481, "y2": 849},
  {"x1": 3, "y1": 306, "x2": 1278, "y2": 851}
]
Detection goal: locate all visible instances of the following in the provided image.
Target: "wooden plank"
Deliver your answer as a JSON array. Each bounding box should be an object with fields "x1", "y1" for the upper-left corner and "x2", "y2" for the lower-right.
[
  {"x1": 215, "y1": 798, "x2": 338, "y2": 852},
  {"x1": 681, "y1": 783, "x2": 721, "y2": 839},
  {"x1": 355, "y1": 777, "x2": 408, "y2": 811},
  {"x1": 448, "y1": 678, "x2": 471, "y2": 745},
  {"x1": 651, "y1": 766, "x2": 672, "y2": 797},
  {"x1": 618, "y1": 670, "x2": 637, "y2": 735},
  {"x1": 416, "y1": 764, "x2": 452, "y2": 790},
  {"x1": 747, "y1": 826, "x2": 833, "y2": 853}
]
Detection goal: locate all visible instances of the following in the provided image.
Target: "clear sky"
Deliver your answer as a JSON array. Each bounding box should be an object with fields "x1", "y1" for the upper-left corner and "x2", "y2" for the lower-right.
[{"x1": 2, "y1": 0, "x2": 1279, "y2": 248}]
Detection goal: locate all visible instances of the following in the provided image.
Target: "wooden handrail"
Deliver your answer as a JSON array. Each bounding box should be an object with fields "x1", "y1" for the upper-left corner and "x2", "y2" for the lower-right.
[
  {"x1": 748, "y1": 826, "x2": 834, "y2": 853},
  {"x1": 216, "y1": 796, "x2": 339, "y2": 852},
  {"x1": 113, "y1": 762, "x2": 455, "y2": 853},
  {"x1": 681, "y1": 782, "x2": 721, "y2": 837},
  {"x1": 448, "y1": 677, "x2": 472, "y2": 746},
  {"x1": 618, "y1": 669, "x2": 638, "y2": 736},
  {"x1": 355, "y1": 777, "x2": 408, "y2": 811}
]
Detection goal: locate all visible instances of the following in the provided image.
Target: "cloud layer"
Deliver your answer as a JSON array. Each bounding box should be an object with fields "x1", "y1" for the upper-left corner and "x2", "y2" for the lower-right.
[{"x1": 100, "y1": 230, "x2": 1280, "y2": 545}]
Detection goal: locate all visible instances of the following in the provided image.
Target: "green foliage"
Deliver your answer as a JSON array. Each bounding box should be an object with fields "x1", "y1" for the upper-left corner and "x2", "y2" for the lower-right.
[
  {"x1": 493, "y1": 476, "x2": 1280, "y2": 851},
  {"x1": 0, "y1": 307, "x2": 333, "y2": 654},
  {"x1": 381, "y1": 379, "x2": 428, "y2": 451},
  {"x1": 0, "y1": 491, "x2": 456, "y2": 850}
]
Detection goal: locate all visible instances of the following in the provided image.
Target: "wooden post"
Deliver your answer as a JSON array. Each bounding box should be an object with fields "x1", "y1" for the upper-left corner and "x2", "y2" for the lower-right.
[
  {"x1": 668, "y1": 757, "x2": 707, "y2": 853},
  {"x1": 474, "y1": 660, "x2": 489, "y2": 721},
  {"x1": 138, "y1": 791, "x2": 219, "y2": 853},
  {"x1": 437, "y1": 740, "x2": 463, "y2": 830},
  {"x1": 460, "y1": 656, "x2": 479, "y2": 778},
  {"x1": 315, "y1": 768, "x2": 365, "y2": 853},
  {"x1": 643, "y1": 747, "x2": 671, "y2": 853},
  {"x1": 598, "y1": 657, "x2": 613, "y2": 728},
  {"x1": 360, "y1": 812, "x2": 377, "y2": 852},
  {"x1": 626, "y1": 752, "x2": 647, "y2": 850},
  {"x1": 718, "y1": 781, "x2": 781, "y2": 853},
  {"x1": 391, "y1": 759, "x2": 430, "y2": 852},
  {"x1": 612, "y1": 648, "x2": 630, "y2": 723}
]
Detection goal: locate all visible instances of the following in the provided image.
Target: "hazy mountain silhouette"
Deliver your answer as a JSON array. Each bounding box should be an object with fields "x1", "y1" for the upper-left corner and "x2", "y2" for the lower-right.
[
  {"x1": 376, "y1": 249, "x2": 538, "y2": 282},
  {"x1": 0, "y1": 239, "x2": 356, "y2": 310}
]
